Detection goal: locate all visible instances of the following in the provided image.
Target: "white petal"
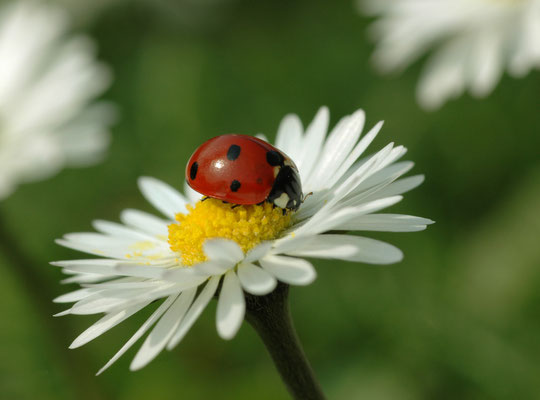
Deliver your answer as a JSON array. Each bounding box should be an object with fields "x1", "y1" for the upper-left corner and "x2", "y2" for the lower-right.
[
  {"x1": 62, "y1": 230, "x2": 171, "y2": 260},
  {"x1": 138, "y1": 176, "x2": 188, "y2": 220},
  {"x1": 130, "y1": 288, "x2": 196, "y2": 370},
  {"x1": 259, "y1": 255, "x2": 316, "y2": 286},
  {"x1": 56, "y1": 235, "x2": 132, "y2": 259},
  {"x1": 305, "y1": 110, "x2": 365, "y2": 192},
  {"x1": 82, "y1": 281, "x2": 162, "y2": 290},
  {"x1": 60, "y1": 273, "x2": 115, "y2": 284},
  {"x1": 55, "y1": 259, "x2": 173, "y2": 279},
  {"x1": 183, "y1": 180, "x2": 202, "y2": 204},
  {"x1": 322, "y1": 145, "x2": 392, "y2": 211},
  {"x1": 203, "y1": 239, "x2": 244, "y2": 264},
  {"x1": 114, "y1": 263, "x2": 174, "y2": 279},
  {"x1": 275, "y1": 113, "x2": 303, "y2": 161},
  {"x1": 244, "y1": 241, "x2": 272, "y2": 263},
  {"x1": 329, "y1": 121, "x2": 383, "y2": 187},
  {"x1": 120, "y1": 209, "x2": 169, "y2": 237},
  {"x1": 216, "y1": 271, "x2": 245, "y2": 340},
  {"x1": 349, "y1": 161, "x2": 414, "y2": 198},
  {"x1": 70, "y1": 283, "x2": 180, "y2": 315},
  {"x1": 70, "y1": 301, "x2": 151, "y2": 349},
  {"x1": 369, "y1": 175, "x2": 424, "y2": 199},
  {"x1": 297, "y1": 194, "x2": 404, "y2": 237},
  {"x1": 295, "y1": 107, "x2": 329, "y2": 181},
  {"x1": 96, "y1": 295, "x2": 177, "y2": 375},
  {"x1": 255, "y1": 133, "x2": 269, "y2": 142},
  {"x1": 469, "y1": 29, "x2": 504, "y2": 98},
  {"x1": 191, "y1": 260, "x2": 232, "y2": 276},
  {"x1": 163, "y1": 263, "x2": 216, "y2": 281},
  {"x1": 69, "y1": 288, "x2": 151, "y2": 315},
  {"x1": 51, "y1": 259, "x2": 121, "y2": 276},
  {"x1": 92, "y1": 220, "x2": 156, "y2": 241},
  {"x1": 237, "y1": 262, "x2": 277, "y2": 295},
  {"x1": 53, "y1": 288, "x2": 93, "y2": 303},
  {"x1": 167, "y1": 276, "x2": 220, "y2": 350},
  {"x1": 272, "y1": 234, "x2": 317, "y2": 256},
  {"x1": 337, "y1": 213, "x2": 434, "y2": 232},
  {"x1": 417, "y1": 38, "x2": 468, "y2": 110},
  {"x1": 284, "y1": 234, "x2": 403, "y2": 265}
]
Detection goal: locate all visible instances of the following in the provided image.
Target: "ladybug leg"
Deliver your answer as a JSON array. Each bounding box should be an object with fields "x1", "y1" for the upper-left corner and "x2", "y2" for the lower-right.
[
  {"x1": 201, "y1": 196, "x2": 209, "y2": 202},
  {"x1": 222, "y1": 200, "x2": 229, "y2": 204},
  {"x1": 231, "y1": 204, "x2": 241, "y2": 209},
  {"x1": 282, "y1": 208, "x2": 287, "y2": 216}
]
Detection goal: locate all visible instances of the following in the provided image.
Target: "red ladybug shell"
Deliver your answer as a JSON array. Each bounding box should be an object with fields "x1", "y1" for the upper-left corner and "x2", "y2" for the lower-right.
[{"x1": 186, "y1": 134, "x2": 298, "y2": 205}]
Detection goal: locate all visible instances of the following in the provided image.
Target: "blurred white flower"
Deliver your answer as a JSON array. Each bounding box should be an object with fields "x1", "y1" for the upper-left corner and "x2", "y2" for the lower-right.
[
  {"x1": 360, "y1": 0, "x2": 540, "y2": 110},
  {"x1": 0, "y1": 1, "x2": 115, "y2": 200},
  {"x1": 53, "y1": 107, "x2": 432, "y2": 373}
]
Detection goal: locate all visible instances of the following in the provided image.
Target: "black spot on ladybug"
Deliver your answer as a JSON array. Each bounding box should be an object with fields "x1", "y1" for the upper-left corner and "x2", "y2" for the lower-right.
[
  {"x1": 266, "y1": 150, "x2": 284, "y2": 166},
  {"x1": 227, "y1": 145, "x2": 241, "y2": 161},
  {"x1": 190, "y1": 162, "x2": 198, "y2": 180},
  {"x1": 230, "y1": 180, "x2": 241, "y2": 192},
  {"x1": 256, "y1": 177, "x2": 263, "y2": 184}
]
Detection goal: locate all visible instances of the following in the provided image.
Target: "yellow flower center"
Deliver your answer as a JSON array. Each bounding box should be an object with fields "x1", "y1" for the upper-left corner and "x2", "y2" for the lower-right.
[{"x1": 168, "y1": 198, "x2": 292, "y2": 266}]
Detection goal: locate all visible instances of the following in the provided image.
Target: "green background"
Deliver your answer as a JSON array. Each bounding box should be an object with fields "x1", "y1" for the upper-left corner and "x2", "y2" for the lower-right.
[{"x1": 1, "y1": 0, "x2": 540, "y2": 399}]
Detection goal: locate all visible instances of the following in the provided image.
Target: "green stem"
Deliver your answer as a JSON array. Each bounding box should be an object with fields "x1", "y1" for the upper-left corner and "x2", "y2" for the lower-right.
[{"x1": 245, "y1": 283, "x2": 326, "y2": 400}]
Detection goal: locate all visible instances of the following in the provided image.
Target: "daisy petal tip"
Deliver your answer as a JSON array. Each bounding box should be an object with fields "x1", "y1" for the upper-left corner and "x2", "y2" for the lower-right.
[
  {"x1": 96, "y1": 362, "x2": 111, "y2": 376},
  {"x1": 292, "y1": 266, "x2": 317, "y2": 286},
  {"x1": 303, "y1": 268, "x2": 317, "y2": 285},
  {"x1": 130, "y1": 348, "x2": 158, "y2": 371},
  {"x1": 318, "y1": 105, "x2": 330, "y2": 115},
  {"x1": 352, "y1": 108, "x2": 365, "y2": 118},
  {"x1": 129, "y1": 361, "x2": 144, "y2": 372},
  {"x1": 216, "y1": 272, "x2": 245, "y2": 340},
  {"x1": 217, "y1": 324, "x2": 241, "y2": 341},
  {"x1": 382, "y1": 248, "x2": 404, "y2": 265},
  {"x1": 137, "y1": 175, "x2": 152, "y2": 187},
  {"x1": 69, "y1": 339, "x2": 84, "y2": 350}
]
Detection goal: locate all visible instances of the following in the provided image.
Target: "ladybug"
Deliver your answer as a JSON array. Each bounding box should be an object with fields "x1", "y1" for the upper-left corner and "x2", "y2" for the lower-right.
[{"x1": 186, "y1": 134, "x2": 302, "y2": 212}]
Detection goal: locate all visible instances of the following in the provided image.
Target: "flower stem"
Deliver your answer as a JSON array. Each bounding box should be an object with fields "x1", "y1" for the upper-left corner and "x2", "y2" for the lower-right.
[{"x1": 245, "y1": 283, "x2": 326, "y2": 400}]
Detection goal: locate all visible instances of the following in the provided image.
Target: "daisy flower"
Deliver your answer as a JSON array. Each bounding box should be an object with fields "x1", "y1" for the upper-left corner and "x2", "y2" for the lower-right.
[
  {"x1": 360, "y1": 0, "x2": 540, "y2": 109},
  {"x1": 53, "y1": 107, "x2": 433, "y2": 374},
  {"x1": 0, "y1": 1, "x2": 114, "y2": 200}
]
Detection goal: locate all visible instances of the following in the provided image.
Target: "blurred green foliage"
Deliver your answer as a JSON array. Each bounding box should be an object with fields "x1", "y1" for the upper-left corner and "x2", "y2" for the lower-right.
[{"x1": 1, "y1": 0, "x2": 540, "y2": 399}]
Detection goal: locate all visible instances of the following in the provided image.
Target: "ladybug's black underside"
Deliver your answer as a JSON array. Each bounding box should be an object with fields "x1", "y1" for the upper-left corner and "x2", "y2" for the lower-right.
[{"x1": 267, "y1": 165, "x2": 303, "y2": 212}]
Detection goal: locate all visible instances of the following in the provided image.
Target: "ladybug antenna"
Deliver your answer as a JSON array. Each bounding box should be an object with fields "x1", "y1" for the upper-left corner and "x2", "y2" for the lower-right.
[{"x1": 302, "y1": 192, "x2": 314, "y2": 203}]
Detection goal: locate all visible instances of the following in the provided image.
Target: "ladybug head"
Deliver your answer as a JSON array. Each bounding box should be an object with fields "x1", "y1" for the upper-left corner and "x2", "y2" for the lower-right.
[{"x1": 266, "y1": 165, "x2": 303, "y2": 212}]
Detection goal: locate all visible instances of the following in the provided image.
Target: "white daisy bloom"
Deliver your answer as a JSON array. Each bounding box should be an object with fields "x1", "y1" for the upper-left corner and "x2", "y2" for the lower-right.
[
  {"x1": 0, "y1": 1, "x2": 114, "y2": 200},
  {"x1": 53, "y1": 107, "x2": 433, "y2": 373},
  {"x1": 360, "y1": 0, "x2": 540, "y2": 109}
]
